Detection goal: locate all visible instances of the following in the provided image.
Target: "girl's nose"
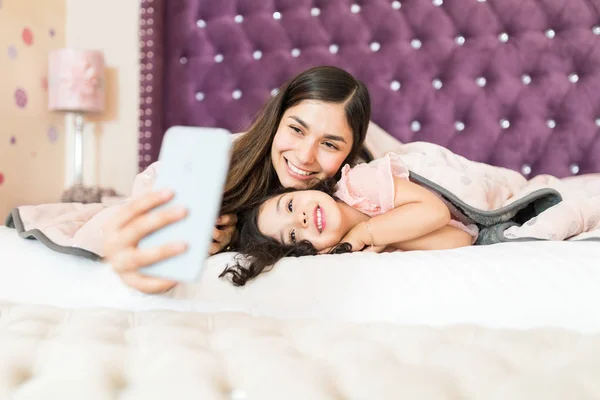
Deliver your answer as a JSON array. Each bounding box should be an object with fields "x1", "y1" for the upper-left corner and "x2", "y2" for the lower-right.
[{"x1": 296, "y1": 211, "x2": 308, "y2": 228}]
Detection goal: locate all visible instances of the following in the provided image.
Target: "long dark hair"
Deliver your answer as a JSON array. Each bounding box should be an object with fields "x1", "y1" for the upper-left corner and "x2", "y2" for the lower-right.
[
  {"x1": 219, "y1": 178, "x2": 352, "y2": 286},
  {"x1": 220, "y1": 66, "x2": 371, "y2": 216}
]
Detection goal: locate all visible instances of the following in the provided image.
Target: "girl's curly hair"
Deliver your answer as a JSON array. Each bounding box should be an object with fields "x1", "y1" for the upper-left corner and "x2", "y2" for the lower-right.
[{"x1": 219, "y1": 178, "x2": 352, "y2": 286}]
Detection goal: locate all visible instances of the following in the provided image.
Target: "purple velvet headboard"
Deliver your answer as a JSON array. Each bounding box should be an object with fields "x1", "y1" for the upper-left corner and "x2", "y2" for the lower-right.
[{"x1": 138, "y1": 0, "x2": 600, "y2": 178}]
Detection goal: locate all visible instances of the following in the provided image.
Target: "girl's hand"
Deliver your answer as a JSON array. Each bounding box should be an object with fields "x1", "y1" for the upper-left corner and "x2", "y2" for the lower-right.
[
  {"x1": 320, "y1": 222, "x2": 384, "y2": 254},
  {"x1": 211, "y1": 214, "x2": 237, "y2": 254},
  {"x1": 339, "y1": 222, "x2": 370, "y2": 251},
  {"x1": 102, "y1": 190, "x2": 188, "y2": 294},
  {"x1": 341, "y1": 222, "x2": 387, "y2": 253},
  {"x1": 362, "y1": 244, "x2": 387, "y2": 253}
]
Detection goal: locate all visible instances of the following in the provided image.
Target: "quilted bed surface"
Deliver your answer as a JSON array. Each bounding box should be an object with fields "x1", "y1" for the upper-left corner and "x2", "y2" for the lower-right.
[{"x1": 1, "y1": 301, "x2": 600, "y2": 399}]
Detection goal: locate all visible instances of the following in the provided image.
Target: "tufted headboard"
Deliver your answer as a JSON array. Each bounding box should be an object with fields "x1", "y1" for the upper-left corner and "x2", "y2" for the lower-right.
[{"x1": 138, "y1": 0, "x2": 600, "y2": 178}]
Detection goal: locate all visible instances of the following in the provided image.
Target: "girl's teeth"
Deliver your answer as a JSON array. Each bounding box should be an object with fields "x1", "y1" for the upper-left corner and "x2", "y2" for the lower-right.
[
  {"x1": 288, "y1": 160, "x2": 312, "y2": 176},
  {"x1": 317, "y1": 207, "x2": 323, "y2": 232}
]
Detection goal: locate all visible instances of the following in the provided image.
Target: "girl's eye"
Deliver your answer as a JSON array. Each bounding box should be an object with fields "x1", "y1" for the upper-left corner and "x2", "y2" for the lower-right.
[
  {"x1": 289, "y1": 230, "x2": 296, "y2": 244},
  {"x1": 287, "y1": 199, "x2": 293, "y2": 212}
]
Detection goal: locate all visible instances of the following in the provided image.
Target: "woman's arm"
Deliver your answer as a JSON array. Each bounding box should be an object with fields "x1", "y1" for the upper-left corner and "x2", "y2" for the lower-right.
[{"x1": 337, "y1": 177, "x2": 451, "y2": 250}]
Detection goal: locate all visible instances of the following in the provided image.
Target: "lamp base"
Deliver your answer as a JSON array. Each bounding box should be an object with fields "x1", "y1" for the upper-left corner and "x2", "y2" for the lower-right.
[{"x1": 60, "y1": 184, "x2": 119, "y2": 204}]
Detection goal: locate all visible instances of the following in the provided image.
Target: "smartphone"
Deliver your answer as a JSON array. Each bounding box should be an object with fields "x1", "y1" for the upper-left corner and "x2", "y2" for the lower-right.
[{"x1": 138, "y1": 126, "x2": 232, "y2": 282}]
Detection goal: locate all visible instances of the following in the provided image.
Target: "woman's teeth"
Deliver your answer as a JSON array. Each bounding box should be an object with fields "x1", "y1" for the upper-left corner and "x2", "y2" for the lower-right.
[{"x1": 287, "y1": 160, "x2": 313, "y2": 176}]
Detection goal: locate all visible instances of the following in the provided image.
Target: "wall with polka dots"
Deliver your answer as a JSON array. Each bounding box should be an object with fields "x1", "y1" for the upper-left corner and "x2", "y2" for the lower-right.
[{"x1": 0, "y1": 0, "x2": 66, "y2": 218}]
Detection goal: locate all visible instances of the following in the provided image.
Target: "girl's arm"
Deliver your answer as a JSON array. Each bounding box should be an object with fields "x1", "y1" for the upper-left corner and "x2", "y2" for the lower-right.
[
  {"x1": 393, "y1": 225, "x2": 472, "y2": 251},
  {"x1": 341, "y1": 177, "x2": 451, "y2": 250}
]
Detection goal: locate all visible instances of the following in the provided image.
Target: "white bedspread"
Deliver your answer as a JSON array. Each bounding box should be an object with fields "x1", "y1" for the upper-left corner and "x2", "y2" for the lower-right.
[{"x1": 2, "y1": 226, "x2": 599, "y2": 332}]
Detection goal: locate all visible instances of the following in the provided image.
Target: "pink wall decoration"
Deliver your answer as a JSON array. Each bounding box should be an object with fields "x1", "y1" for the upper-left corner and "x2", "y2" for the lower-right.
[
  {"x1": 48, "y1": 48, "x2": 105, "y2": 113},
  {"x1": 14, "y1": 88, "x2": 27, "y2": 108},
  {"x1": 22, "y1": 27, "x2": 33, "y2": 46}
]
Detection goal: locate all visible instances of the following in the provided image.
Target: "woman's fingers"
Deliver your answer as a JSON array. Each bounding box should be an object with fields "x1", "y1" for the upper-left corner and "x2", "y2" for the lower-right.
[
  {"x1": 120, "y1": 272, "x2": 178, "y2": 294},
  {"x1": 109, "y1": 242, "x2": 188, "y2": 274},
  {"x1": 209, "y1": 241, "x2": 221, "y2": 255},
  {"x1": 212, "y1": 227, "x2": 226, "y2": 244},
  {"x1": 213, "y1": 224, "x2": 235, "y2": 243},
  {"x1": 210, "y1": 228, "x2": 231, "y2": 254},
  {"x1": 120, "y1": 206, "x2": 188, "y2": 247},
  {"x1": 210, "y1": 215, "x2": 238, "y2": 255},
  {"x1": 109, "y1": 190, "x2": 174, "y2": 231},
  {"x1": 216, "y1": 213, "x2": 238, "y2": 227}
]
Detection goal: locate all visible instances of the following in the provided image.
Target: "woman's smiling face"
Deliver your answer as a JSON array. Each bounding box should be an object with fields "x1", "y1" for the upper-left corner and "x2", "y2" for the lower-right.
[{"x1": 270, "y1": 100, "x2": 354, "y2": 188}]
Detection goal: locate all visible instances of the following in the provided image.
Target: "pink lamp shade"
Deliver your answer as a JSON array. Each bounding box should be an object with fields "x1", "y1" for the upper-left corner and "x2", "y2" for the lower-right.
[{"x1": 48, "y1": 49, "x2": 106, "y2": 113}]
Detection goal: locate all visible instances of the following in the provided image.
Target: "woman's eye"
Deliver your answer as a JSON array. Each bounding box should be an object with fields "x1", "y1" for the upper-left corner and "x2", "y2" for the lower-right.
[
  {"x1": 290, "y1": 126, "x2": 302, "y2": 134},
  {"x1": 324, "y1": 142, "x2": 338, "y2": 150},
  {"x1": 287, "y1": 199, "x2": 293, "y2": 212},
  {"x1": 289, "y1": 230, "x2": 296, "y2": 243}
]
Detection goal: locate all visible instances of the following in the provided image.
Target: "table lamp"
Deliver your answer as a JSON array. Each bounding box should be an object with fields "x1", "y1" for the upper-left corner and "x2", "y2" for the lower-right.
[{"x1": 48, "y1": 49, "x2": 117, "y2": 202}]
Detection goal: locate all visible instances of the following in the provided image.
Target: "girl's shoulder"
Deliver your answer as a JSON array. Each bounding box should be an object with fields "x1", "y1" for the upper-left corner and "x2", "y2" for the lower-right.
[
  {"x1": 345, "y1": 152, "x2": 409, "y2": 181},
  {"x1": 334, "y1": 153, "x2": 409, "y2": 216}
]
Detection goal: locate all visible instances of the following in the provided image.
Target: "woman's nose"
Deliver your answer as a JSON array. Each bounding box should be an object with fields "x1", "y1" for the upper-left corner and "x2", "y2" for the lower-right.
[{"x1": 296, "y1": 141, "x2": 316, "y2": 166}]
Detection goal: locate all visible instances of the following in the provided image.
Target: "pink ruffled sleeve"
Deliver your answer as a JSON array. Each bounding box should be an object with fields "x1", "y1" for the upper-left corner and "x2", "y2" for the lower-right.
[{"x1": 334, "y1": 153, "x2": 410, "y2": 217}]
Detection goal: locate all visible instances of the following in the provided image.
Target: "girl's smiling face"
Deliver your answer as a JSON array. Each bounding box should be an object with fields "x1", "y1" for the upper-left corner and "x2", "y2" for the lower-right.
[{"x1": 257, "y1": 190, "x2": 346, "y2": 251}]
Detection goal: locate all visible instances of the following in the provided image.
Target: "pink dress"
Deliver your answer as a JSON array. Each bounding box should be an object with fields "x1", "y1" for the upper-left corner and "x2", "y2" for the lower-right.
[{"x1": 333, "y1": 153, "x2": 479, "y2": 244}]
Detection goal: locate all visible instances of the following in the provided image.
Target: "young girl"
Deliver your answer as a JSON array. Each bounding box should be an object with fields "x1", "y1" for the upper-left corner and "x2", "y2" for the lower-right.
[{"x1": 221, "y1": 153, "x2": 478, "y2": 286}]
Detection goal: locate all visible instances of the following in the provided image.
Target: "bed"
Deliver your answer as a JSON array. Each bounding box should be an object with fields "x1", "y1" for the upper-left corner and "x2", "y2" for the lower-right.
[
  {"x1": 2, "y1": 226, "x2": 600, "y2": 398},
  {"x1": 2, "y1": 0, "x2": 600, "y2": 397}
]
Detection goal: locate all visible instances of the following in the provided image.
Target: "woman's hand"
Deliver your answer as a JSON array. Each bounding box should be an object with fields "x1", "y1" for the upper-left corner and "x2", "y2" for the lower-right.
[
  {"x1": 102, "y1": 190, "x2": 189, "y2": 294},
  {"x1": 211, "y1": 214, "x2": 237, "y2": 254},
  {"x1": 103, "y1": 190, "x2": 238, "y2": 293}
]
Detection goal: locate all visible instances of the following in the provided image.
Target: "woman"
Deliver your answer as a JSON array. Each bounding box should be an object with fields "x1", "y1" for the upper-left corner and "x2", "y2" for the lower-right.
[{"x1": 103, "y1": 65, "x2": 376, "y2": 293}]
